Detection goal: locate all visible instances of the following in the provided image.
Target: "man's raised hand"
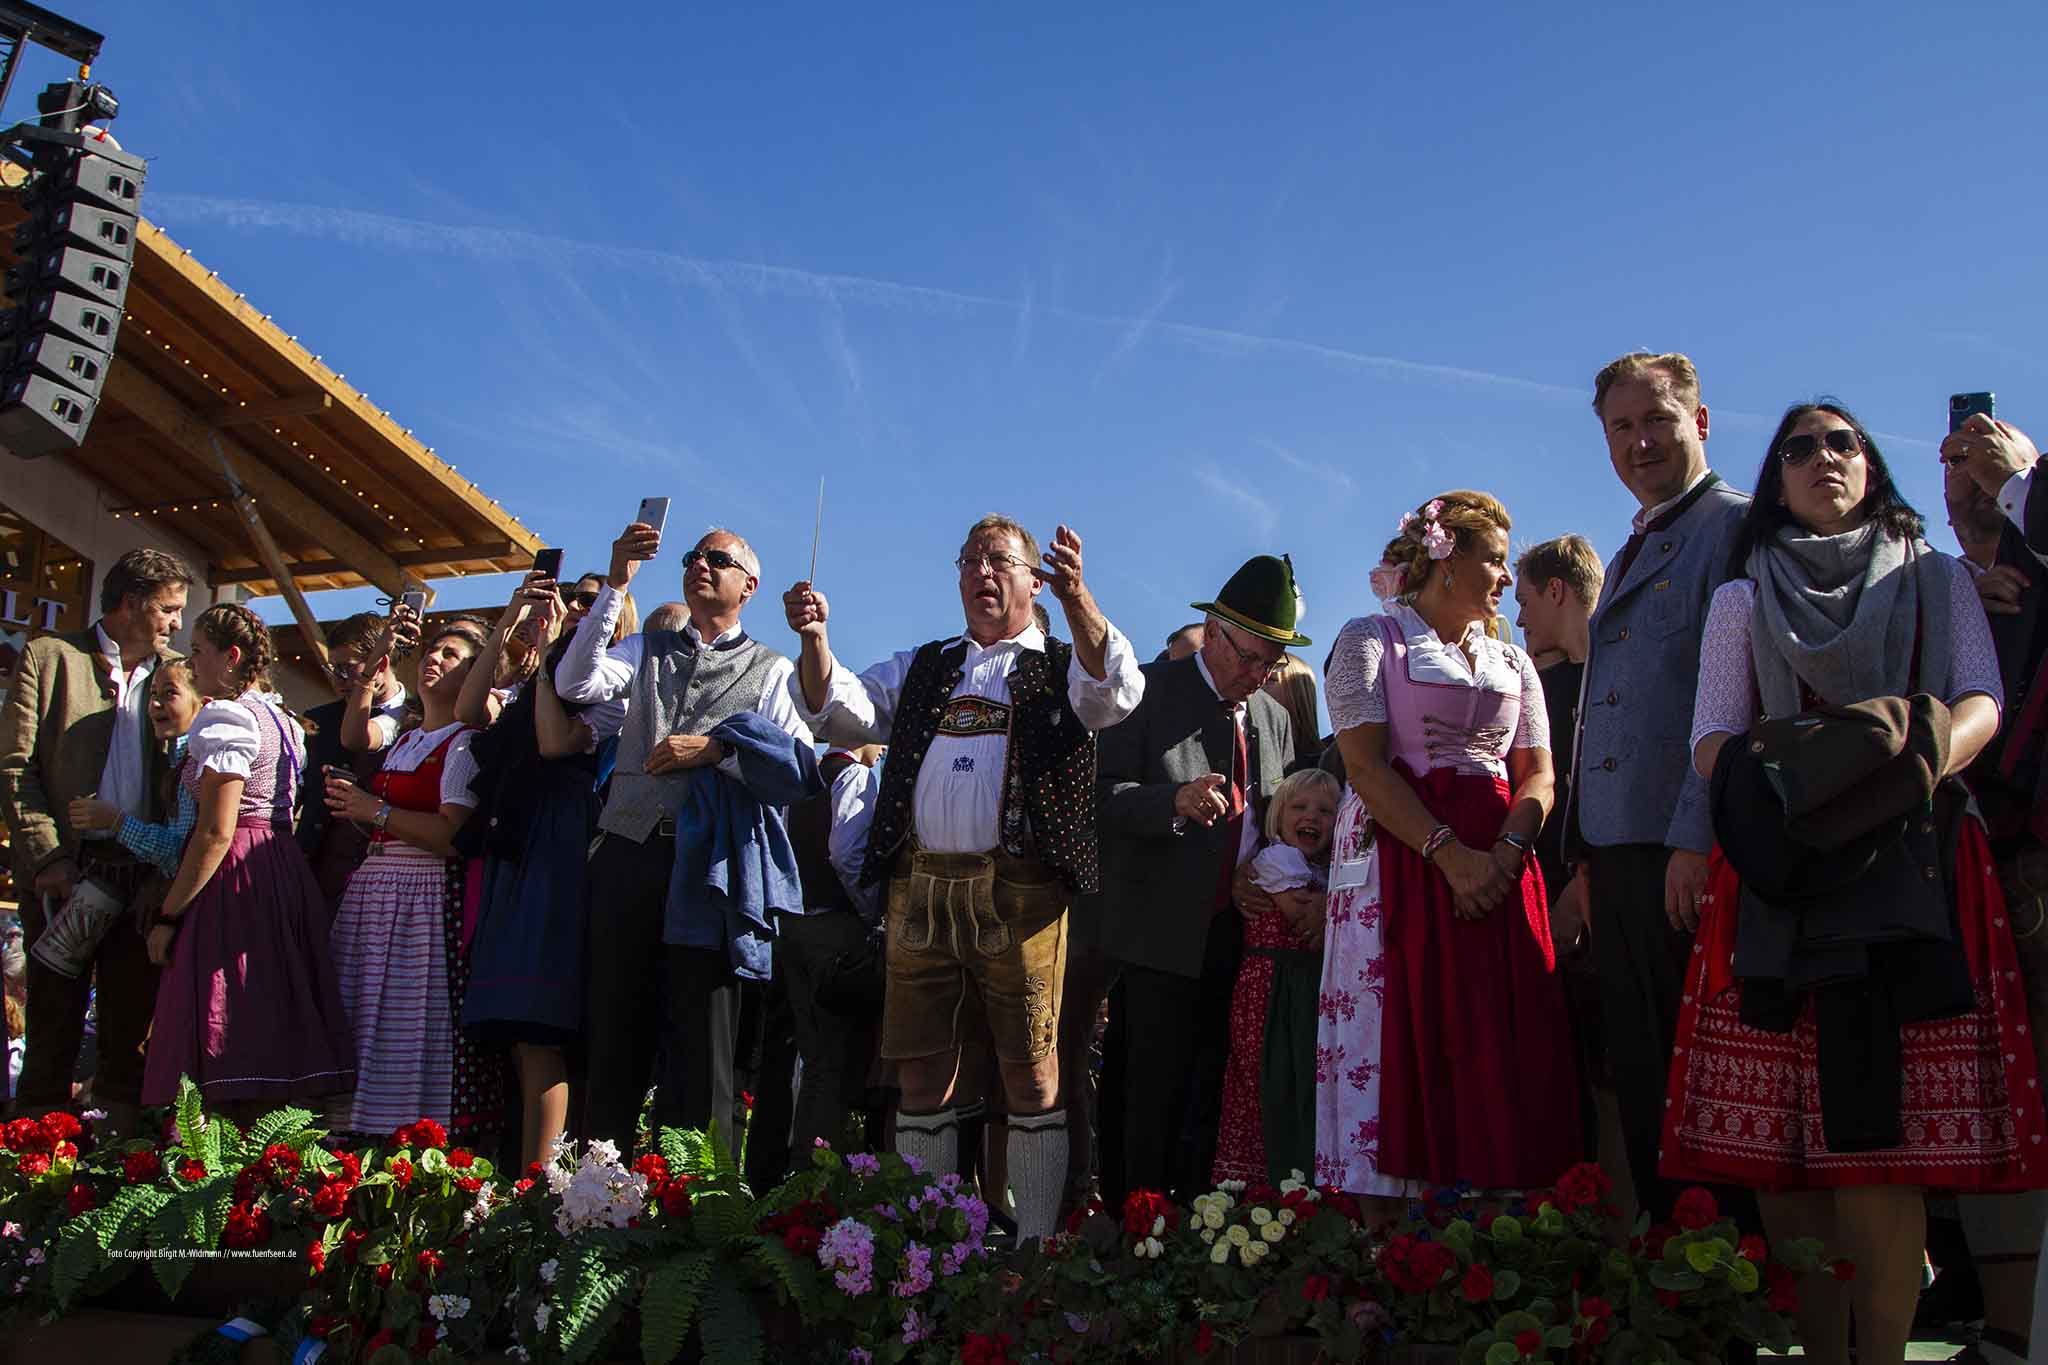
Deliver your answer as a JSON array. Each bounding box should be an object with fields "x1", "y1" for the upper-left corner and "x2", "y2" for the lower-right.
[
  {"x1": 1033, "y1": 524, "x2": 1089, "y2": 605},
  {"x1": 609, "y1": 521, "x2": 662, "y2": 589},
  {"x1": 783, "y1": 581, "x2": 830, "y2": 640}
]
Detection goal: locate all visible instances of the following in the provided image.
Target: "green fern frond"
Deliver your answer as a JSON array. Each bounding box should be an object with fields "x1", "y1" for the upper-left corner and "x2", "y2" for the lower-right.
[{"x1": 639, "y1": 1249, "x2": 713, "y2": 1364}]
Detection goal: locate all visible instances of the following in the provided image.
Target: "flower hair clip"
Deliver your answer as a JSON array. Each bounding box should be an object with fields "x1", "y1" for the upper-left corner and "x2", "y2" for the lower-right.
[{"x1": 1369, "y1": 560, "x2": 1407, "y2": 600}]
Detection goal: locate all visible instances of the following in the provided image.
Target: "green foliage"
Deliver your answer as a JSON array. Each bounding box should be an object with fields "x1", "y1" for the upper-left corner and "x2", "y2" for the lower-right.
[
  {"x1": 558, "y1": 1244, "x2": 635, "y2": 1364},
  {"x1": 640, "y1": 1248, "x2": 713, "y2": 1363},
  {"x1": 240, "y1": 1107, "x2": 316, "y2": 1154},
  {"x1": 697, "y1": 1265, "x2": 763, "y2": 1365}
]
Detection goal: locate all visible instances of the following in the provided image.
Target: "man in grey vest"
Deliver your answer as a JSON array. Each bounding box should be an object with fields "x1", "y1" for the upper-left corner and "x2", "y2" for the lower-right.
[
  {"x1": 1563, "y1": 351, "x2": 1752, "y2": 1226},
  {"x1": 557, "y1": 520, "x2": 810, "y2": 1148}
]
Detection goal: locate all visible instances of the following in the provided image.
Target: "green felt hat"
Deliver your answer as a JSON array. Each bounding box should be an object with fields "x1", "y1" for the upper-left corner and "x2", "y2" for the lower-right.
[{"x1": 1191, "y1": 554, "x2": 1311, "y2": 648}]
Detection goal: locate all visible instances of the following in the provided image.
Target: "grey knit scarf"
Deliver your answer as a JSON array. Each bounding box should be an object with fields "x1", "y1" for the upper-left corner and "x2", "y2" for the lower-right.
[{"x1": 1746, "y1": 523, "x2": 1949, "y2": 719}]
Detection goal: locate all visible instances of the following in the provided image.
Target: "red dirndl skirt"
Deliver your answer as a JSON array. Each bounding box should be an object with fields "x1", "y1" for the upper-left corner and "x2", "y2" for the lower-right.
[
  {"x1": 1660, "y1": 821, "x2": 2048, "y2": 1192},
  {"x1": 1376, "y1": 763, "x2": 1585, "y2": 1189}
]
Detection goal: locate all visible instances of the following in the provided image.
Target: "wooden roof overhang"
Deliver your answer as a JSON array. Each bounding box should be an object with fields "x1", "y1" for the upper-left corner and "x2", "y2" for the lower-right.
[{"x1": 0, "y1": 187, "x2": 542, "y2": 603}]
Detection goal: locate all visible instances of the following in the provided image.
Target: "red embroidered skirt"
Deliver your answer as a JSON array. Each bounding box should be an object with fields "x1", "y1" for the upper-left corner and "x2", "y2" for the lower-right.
[
  {"x1": 1376, "y1": 765, "x2": 1585, "y2": 1189},
  {"x1": 1660, "y1": 823, "x2": 2048, "y2": 1192}
]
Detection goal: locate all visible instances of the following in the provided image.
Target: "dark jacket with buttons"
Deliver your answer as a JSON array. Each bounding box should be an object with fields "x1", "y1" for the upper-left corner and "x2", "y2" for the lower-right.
[{"x1": 1572, "y1": 478, "x2": 1750, "y2": 854}]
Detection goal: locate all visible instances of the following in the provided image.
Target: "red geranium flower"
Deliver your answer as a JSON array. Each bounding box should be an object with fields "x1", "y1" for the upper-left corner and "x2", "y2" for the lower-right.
[
  {"x1": 53, "y1": 1140, "x2": 78, "y2": 1161},
  {"x1": 341, "y1": 1230, "x2": 367, "y2": 1263},
  {"x1": 740, "y1": 1090, "x2": 755, "y2": 1111},
  {"x1": 1319, "y1": 1189, "x2": 1364, "y2": 1224},
  {"x1": 261, "y1": 1142, "x2": 302, "y2": 1184},
  {"x1": 1764, "y1": 1262, "x2": 1800, "y2": 1313},
  {"x1": 1578, "y1": 1296, "x2": 1613, "y2": 1321},
  {"x1": 1641, "y1": 1221, "x2": 1677, "y2": 1258},
  {"x1": 456, "y1": 1175, "x2": 483, "y2": 1195},
  {"x1": 2, "y1": 1117, "x2": 43, "y2": 1151},
  {"x1": 122, "y1": 1149, "x2": 163, "y2": 1184},
  {"x1": 375, "y1": 1262, "x2": 395, "y2": 1286},
  {"x1": 1460, "y1": 1263, "x2": 1495, "y2": 1302},
  {"x1": 1301, "y1": 1273, "x2": 1333, "y2": 1302},
  {"x1": 633, "y1": 1153, "x2": 670, "y2": 1185},
  {"x1": 1655, "y1": 1288, "x2": 1682, "y2": 1309},
  {"x1": 1553, "y1": 1161, "x2": 1612, "y2": 1214},
  {"x1": 222, "y1": 1202, "x2": 271, "y2": 1248},
  {"x1": 1829, "y1": 1259, "x2": 1857, "y2": 1282},
  {"x1": 783, "y1": 1224, "x2": 822, "y2": 1256},
  {"x1": 407, "y1": 1119, "x2": 447, "y2": 1150},
  {"x1": 662, "y1": 1180, "x2": 694, "y2": 1218},
  {"x1": 1738, "y1": 1235, "x2": 1768, "y2": 1263},
  {"x1": 18, "y1": 1152, "x2": 51, "y2": 1178},
  {"x1": 1672, "y1": 1187, "x2": 1719, "y2": 1231},
  {"x1": 416, "y1": 1249, "x2": 444, "y2": 1277},
  {"x1": 176, "y1": 1158, "x2": 207, "y2": 1183},
  {"x1": 66, "y1": 1181, "x2": 97, "y2": 1214},
  {"x1": 304, "y1": 1240, "x2": 326, "y2": 1274},
  {"x1": 959, "y1": 1331, "x2": 1015, "y2": 1365},
  {"x1": 333, "y1": 1151, "x2": 361, "y2": 1184},
  {"x1": 448, "y1": 1148, "x2": 474, "y2": 1168},
  {"x1": 1120, "y1": 1189, "x2": 1178, "y2": 1240},
  {"x1": 525, "y1": 1161, "x2": 545, "y2": 1180},
  {"x1": 514, "y1": 1178, "x2": 536, "y2": 1196},
  {"x1": 311, "y1": 1181, "x2": 351, "y2": 1219},
  {"x1": 364, "y1": 1329, "x2": 394, "y2": 1354},
  {"x1": 1378, "y1": 1234, "x2": 1456, "y2": 1294},
  {"x1": 1514, "y1": 1329, "x2": 1543, "y2": 1357},
  {"x1": 232, "y1": 1165, "x2": 263, "y2": 1203},
  {"x1": 39, "y1": 1111, "x2": 82, "y2": 1145},
  {"x1": 387, "y1": 1157, "x2": 413, "y2": 1189},
  {"x1": 1194, "y1": 1322, "x2": 1215, "y2": 1356},
  {"x1": 307, "y1": 1315, "x2": 340, "y2": 1339}
]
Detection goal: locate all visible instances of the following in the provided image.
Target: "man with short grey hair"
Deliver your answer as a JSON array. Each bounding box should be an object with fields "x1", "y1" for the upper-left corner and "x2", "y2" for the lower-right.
[
  {"x1": 557, "y1": 521, "x2": 811, "y2": 1148},
  {"x1": 1566, "y1": 351, "x2": 1750, "y2": 1227}
]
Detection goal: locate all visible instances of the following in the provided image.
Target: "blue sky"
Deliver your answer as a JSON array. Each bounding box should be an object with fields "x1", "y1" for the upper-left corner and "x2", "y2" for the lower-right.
[{"x1": 32, "y1": 2, "x2": 2048, "y2": 722}]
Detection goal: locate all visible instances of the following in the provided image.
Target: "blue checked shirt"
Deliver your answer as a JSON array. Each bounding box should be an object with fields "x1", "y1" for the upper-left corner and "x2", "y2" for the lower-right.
[{"x1": 114, "y1": 739, "x2": 196, "y2": 879}]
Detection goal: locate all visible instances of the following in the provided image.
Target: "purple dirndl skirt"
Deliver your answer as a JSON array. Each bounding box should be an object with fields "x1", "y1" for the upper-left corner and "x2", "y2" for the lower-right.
[{"x1": 141, "y1": 819, "x2": 356, "y2": 1105}]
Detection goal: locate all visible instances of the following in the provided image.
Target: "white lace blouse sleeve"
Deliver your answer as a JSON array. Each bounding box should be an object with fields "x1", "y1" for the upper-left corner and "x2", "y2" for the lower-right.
[
  {"x1": 1509, "y1": 646, "x2": 1550, "y2": 751},
  {"x1": 438, "y1": 730, "x2": 482, "y2": 809},
  {"x1": 190, "y1": 700, "x2": 261, "y2": 779},
  {"x1": 1943, "y1": 556, "x2": 2004, "y2": 711},
  {"x1": 1689, "y1": 580, "x2": 1761, "y2": 761},
  {"x1": 1325, "y1": 616, "x2": 1389, "y2": 732}
]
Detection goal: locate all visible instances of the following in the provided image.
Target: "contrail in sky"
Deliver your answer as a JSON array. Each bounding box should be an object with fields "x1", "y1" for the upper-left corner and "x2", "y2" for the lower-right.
[{"x1": 148, "y1": 194, "x2": 1583, "y2": 400}]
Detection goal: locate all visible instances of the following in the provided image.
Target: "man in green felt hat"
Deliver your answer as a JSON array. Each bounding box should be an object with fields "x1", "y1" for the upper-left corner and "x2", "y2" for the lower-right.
[{"x1": 1092, "y1": 554, "x2": 1312, "y2": 1202}]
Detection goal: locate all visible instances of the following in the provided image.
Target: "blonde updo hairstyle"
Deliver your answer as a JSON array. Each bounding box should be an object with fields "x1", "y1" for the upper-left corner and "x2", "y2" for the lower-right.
[{"x1": 1377, "y1": 490, "x2": 1512, "y2": 599}]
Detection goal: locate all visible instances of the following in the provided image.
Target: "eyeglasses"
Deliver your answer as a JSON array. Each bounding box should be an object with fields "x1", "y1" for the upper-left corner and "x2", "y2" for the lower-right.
[
  {"x1": 1777, "y1": 429, "x2": 1862, "y2": 467},
  {"x1": 559, "y1": 588, "x2": 600, "y2": 609},
  {"x1": 1215, "y1": 621, "x2": 1285, "y2": 679},
  {"x1": 682, "y1": 548, "x2": 746, "y2": 574},
  {"x1": 955, "y1": 552, "x2": 1033, "y2": 575}
]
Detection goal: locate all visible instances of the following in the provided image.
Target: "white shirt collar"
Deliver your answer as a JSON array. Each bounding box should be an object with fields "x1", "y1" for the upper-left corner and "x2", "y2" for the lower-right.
[
  {"x1": 949, "y1": 622, "x2": 1046, "y2": 658},
  {"x1": 1631, "y1": 467, "x2": 1711, "y2": 534},
  {"x1": 93, "y1": 621, "x2": 150, "y2": 679},
  {"x1": 1191, "y1": 650, "x2": 1246, "y2": 714},
  {"x1": 1390, "y1": 601, "x2": 1487, "y2": 652},
  {"x1": 683, "y1": 619, "x2": 746, "y2": 648}
]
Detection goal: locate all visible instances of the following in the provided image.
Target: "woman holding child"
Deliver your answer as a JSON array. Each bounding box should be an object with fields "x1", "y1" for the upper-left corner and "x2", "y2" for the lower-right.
[{"x1": 1314, "y1": 491, "x2": 1582, "y2": 1196}]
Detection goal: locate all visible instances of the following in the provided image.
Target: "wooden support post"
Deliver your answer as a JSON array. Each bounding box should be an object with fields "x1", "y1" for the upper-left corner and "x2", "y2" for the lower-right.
[{"x1": 208, "y1": 432, "x2": 329, "y2": 673}]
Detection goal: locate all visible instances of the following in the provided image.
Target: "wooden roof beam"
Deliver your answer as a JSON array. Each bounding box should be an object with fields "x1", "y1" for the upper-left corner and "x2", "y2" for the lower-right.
[
  {"x1": 204, "y1": 392, "x2": 334, "y2": 426},
  {"x1": 207, "y1": 540, "x2": 521, "y2": 587},
  {"x1": 103, "y1": 358, "x2": 409, "y2": 597}
]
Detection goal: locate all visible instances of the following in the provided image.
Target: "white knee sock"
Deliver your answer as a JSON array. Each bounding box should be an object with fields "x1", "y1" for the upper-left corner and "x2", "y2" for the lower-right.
[
  {"x1": 1007, "y1": 1108, "x2": 1070, "y2": 1242},
  {"x1": 894, "y1": 1108, "x2": 959, "y2": 1179}
]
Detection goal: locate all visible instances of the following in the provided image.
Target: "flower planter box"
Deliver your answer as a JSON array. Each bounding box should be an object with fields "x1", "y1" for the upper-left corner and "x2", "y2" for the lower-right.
[{"x1": 0, "y1": 1308, "x2": 283, "y2": 1365}]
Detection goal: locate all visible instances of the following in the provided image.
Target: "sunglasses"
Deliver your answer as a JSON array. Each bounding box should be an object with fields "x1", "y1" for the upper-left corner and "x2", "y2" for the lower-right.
[
  {"x1": 682, "y1": 548, "x2": 746, "y2": 574},
  {"x1": 559, "y1": 588, "x2": 600, "y2": 609},
  {"x1": 1777, "y1": 429, "x2": 1862, "y2": 467}
]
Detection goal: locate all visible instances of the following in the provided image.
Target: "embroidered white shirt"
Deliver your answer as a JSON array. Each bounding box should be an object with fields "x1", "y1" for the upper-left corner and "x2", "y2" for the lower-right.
[{"x1": 796, "y1": 621, "x2": 1143, "y2": 855}]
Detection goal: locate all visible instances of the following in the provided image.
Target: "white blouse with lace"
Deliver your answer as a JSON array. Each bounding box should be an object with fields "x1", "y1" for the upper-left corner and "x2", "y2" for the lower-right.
[
  {"x1": 189, "y1": 693, "x2": 304, "y2": 782},
  {"x1": 1687, "y1": 564, "x2": 2003, "y2": 763},
  {"x1": 1325, "y1": 604, "x2": 1548, "y2": 779}
]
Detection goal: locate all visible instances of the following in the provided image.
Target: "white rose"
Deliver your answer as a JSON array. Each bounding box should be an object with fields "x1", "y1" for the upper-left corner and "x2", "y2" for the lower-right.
[
  {"x1": 1203, "y1": 1208, "x2": 1225, "y2": 1230},
  {"x1": 1226, "y1": 1224, "x2": 1250, "y2": 1247},
  {"x1": 1143, "y1": 1236, "x2": 1163, "y2": 1259},
  {"x1": 1250, "y1": 1207, "x2": 1273, "y2": 1226},
  {"x1": 1150, "y1": 1215, "x2": 1165, "y2": 1238},
  {"x1": 1277, "y1": 1208, "x2": 1296, "y2": 1227},
  {"x1": 1261, "y1": 1220, "x2": 1285, "y2": 1243},
  {"x1": 1210, "y1": 1239, "x2": 1231, "y2": 1265},
  {"x1": 1201, "y1": 1228, "x2": 1216, "y2": 1244}
]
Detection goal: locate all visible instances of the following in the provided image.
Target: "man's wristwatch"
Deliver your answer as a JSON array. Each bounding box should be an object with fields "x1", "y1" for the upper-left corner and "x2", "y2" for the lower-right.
[
  {"x1": 1495, "y1": 831, "x2": 1534, "y2": 864},
  {"x1": 374, "y1": 801, "x2": 392, "y2": 833}
]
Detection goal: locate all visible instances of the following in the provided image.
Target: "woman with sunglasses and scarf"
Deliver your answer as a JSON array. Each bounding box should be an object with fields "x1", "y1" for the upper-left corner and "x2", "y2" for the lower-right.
[{"x1": 1667, "y1": 403, "x2": 2044, "y2": 1365}]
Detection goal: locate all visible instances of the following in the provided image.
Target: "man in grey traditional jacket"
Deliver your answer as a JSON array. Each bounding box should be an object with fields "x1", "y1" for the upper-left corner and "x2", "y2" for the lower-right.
[{"x1": 556, "y1": 519, "x2": 811, "y2": 1148}]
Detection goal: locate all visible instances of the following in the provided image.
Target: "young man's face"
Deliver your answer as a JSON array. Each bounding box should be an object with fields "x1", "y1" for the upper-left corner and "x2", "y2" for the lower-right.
[{"x1": 1513, "y1": 576, "x2": 1570, "y2": 658}]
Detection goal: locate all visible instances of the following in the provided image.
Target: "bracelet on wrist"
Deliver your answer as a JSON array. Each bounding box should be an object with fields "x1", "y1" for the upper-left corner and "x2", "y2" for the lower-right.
[
  {"x1": 1421, "y1": 824, "x2": 1457, "y2": 863},
  {"x1": 1496, "y1": 831, "x2": 1534, "y2": 861}
]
